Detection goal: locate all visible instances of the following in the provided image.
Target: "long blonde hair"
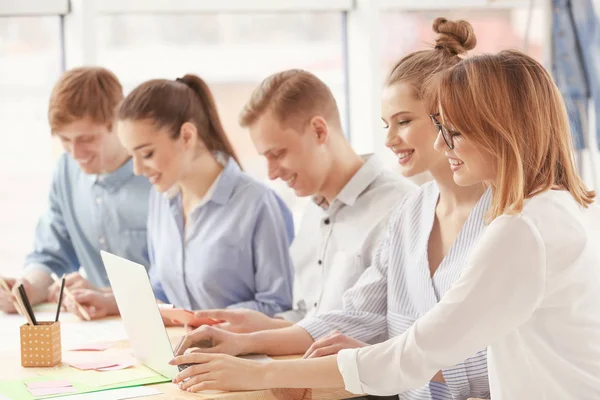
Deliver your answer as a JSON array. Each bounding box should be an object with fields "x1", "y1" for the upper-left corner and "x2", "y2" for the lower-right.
[{"x1": 434, "y1": 50, "x2": 594, "y2": 219}]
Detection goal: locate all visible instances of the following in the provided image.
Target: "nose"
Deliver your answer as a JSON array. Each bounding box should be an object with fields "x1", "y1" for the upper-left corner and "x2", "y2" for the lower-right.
[
  {"x1": 267, "y1": 161, "x2": 281, "y2": 181},
  {"x1": 132, "y1": 155, "x2": 143, "y2": 176},
  {"x1": 433, "y1": 130, "x2": 446, "y2": 152},
  {"x1": 385, "y1": 128, "x2": 401, "y2": 151},
  {"x1": 71, "y1": 141, "x2": 85, "y2": 160}
]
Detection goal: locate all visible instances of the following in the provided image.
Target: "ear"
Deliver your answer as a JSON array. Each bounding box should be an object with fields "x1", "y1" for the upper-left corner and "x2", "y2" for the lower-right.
[
  {"x1": 179, "y1": 122, "x2": 198, "y2": 149},
  {"x1": 309, "y1": 116, "x2": 329, "y2": 145}
]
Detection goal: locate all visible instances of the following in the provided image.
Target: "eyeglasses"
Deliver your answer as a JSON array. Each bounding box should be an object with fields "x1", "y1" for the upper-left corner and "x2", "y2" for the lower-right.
[{"x1": 430, "y1": 113, "x2": 459, "y2": 150}]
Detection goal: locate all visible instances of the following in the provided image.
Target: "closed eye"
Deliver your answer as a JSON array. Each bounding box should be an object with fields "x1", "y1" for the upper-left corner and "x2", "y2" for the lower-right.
[
  {"x1": 143, "y1": 151, "x2": 154, "y2": 159},
  {"x1": 398, "y1": 120, "x2": 411, "y2": 126}
]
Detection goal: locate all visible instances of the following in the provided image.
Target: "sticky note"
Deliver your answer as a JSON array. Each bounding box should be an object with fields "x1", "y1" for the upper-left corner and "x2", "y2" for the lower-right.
[
  {"x1": 69, "y1": 361, "x2": 119, "y2": 371},
  {"x1": 96, "y1": 361, "x2": 134, "y2": 372},
  {"x1": 68, "y1": 343, "x2": 113, "y2": 351}
]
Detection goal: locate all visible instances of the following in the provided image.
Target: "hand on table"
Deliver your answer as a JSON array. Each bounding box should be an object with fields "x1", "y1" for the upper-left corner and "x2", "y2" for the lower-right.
[
  {"x1": 65, "y1": 288, "x2": 118, "y2": 320},
  {"x1": 303, "y1": 330, "x2": 367, "y2": 359},
  {"x1": 174, "y1": 325, "x2": 248, "y2": 357},
  {"x1": 169, "y1": 352, "x2": 268, "y2": 392},
  {"x1": 191, "y1": 308, "x2": 285, "y2": 333}
]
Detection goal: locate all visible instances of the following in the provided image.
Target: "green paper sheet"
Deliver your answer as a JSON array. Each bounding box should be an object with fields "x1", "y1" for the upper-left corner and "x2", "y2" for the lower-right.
[{"x1": 0, "y1": 372, "x2": 169, "y2": 400}]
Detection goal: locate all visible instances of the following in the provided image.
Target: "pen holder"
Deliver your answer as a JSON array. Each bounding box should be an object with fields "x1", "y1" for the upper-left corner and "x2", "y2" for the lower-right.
[{"x1": 20, "y1": 322, "x2": 62, "y2": 367}]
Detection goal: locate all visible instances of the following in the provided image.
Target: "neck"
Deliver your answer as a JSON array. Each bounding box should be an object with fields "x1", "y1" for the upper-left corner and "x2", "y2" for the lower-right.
[
  {"x1": 429, "y1": 160, "x2": 486, "y2": 212},
  {"x1": 102, "y1": 146, "x2": 131, "y2": 174},
  {"x1": 179, "y1": 153, "x2": 224, "y2": 207},
  {"x1": 319, "y1": 137, "x2": 365, "y2": 204}
]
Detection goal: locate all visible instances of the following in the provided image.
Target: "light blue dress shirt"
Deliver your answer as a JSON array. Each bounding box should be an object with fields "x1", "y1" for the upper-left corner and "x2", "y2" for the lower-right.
[
  {"x1": 149, "y1": 157, "x2": 294, "y2": 316},
  {"x1": 25, "y1": 153, "x2": 152, "y2": 287}
]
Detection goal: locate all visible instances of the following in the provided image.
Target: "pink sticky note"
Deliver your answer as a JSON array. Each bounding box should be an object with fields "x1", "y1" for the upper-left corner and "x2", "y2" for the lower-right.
[
  {"x1": 26, "y1": 380, "x2": 72, "y2": 390},
  {"x1": 69, "y1": 361, "x2": 119, "y2": 371},
  {"x1": 28, "y1": 386, "x2": 77, "y2": 397},
  {"x1": 96, "y1": 361, "x2": 134, "y2": 371},
  {"x1": 69, "y1": 343, "x2": 113, "y2": 351}
]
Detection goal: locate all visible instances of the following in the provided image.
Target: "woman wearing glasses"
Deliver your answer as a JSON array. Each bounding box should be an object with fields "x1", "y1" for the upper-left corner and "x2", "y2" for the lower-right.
[
  {"x1": 171, "y1": 48, "x2": 600, "y2": 399},
  {"x1": 169, "y1": 18, "x2": 493, "y2": 400}
]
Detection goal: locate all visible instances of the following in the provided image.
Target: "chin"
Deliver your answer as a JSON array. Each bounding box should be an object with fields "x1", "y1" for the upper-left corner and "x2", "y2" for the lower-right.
[
  {"x1": 78, "y1": 163, "x2": 102, "y2": 175},
  {"x1": 452, "y1": 171, "x2": 482, "y2": 187}
]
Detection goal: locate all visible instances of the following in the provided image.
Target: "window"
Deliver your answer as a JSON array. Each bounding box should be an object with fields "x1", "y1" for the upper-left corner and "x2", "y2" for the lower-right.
[
  {"x1": 0, "y1": 17, "x2": 62, "y2": 276},
  {"x1": 97, "y1": 12, "x2": 347, "y2": 224},
  {"x1": 381, "y1": 7, "x2": 546, "y2": 74}
]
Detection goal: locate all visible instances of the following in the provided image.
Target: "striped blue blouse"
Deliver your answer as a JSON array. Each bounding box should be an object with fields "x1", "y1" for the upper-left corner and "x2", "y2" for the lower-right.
[{"x1": 298, "y1": 181, "x2": 492, "y2": 400}]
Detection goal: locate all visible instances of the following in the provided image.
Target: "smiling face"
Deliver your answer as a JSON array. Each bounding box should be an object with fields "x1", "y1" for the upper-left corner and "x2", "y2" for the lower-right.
[
  {"x1": 432, "y1": 113, "x2": 495, "y2": 186},
  {"x1": 117, "y1": 118, "x2": 196, "y2": 192},
  {"x1": 381, "y1": 82, "x2": 447, "y2": 177},
  {"x1": 55, "y1": 117, "x2": 126, "y2": 174},
  {"x1": 249, "y1": 111, "x2": 331, "y2": 197}
]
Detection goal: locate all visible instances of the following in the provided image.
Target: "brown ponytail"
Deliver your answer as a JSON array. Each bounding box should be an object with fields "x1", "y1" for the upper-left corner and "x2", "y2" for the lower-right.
[{"x1": 118, "y1": 74, "x2": 241, "y2": 167}]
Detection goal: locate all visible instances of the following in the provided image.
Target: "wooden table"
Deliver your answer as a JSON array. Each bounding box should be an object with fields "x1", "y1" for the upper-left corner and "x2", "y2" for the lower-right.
[{"x1": 0, "y1": 311, "x2": 355, "y2": 400}]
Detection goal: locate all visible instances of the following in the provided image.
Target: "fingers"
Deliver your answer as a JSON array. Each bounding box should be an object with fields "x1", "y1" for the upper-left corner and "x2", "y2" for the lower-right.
[
  {"x1": 305, "y1": 344, "x2": 343, "y2": 359},
  {"x1": 47, "y1": 281, "x2": 60, "y2": 303},
  {"x1": 303, "y1": 334, "x2": 343, "y2": 359},
  {"x1": 174, "y1": 326, "x2": 216, "y2": 356},
  {"x1": 194, "y1": 309, "x2": 233, "y2": 323},
  {"x1": 0, "y1": 292, "x2": 18, "y2": 313},
  {"x1": 169, "y1": 352, "x2": 213, "y2": 367},
  {"x1": 186, "y1": 381, "x2": 218, "y2": 393},
  {"x1": 178, "y1": 372, "x2": 215, "y2": 391},
  {"x1": 171, "y1": 356, "x2": 214, "y2": 383}
]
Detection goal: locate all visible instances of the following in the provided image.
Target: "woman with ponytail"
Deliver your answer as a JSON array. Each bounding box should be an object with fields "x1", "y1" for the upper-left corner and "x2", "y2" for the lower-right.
[{"x1": 70, "y1": 74, "x2": 295, "y2": 319}]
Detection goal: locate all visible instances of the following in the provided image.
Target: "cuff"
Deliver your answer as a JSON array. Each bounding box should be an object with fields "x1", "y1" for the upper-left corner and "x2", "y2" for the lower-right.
[
  {"x1": 296, "y1": 316, "x2": 334, "y2": 340},
  {"x1": 275, "y1": 309, "x2": 305, "y2": 323},
  {"x1": 337, "y1": 348, "x2": 364, "y2": 395},
  {"x1": 23, "y1": 263, "x2": 56, "y2": 279}
]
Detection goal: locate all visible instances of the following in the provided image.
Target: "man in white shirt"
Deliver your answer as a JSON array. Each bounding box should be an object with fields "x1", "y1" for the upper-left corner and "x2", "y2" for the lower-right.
[{"x1": 193, "y1": 69, "x2": 415, "y2": 332}]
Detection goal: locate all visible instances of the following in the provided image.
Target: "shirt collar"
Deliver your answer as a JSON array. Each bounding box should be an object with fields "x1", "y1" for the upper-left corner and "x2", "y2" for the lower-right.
[
  {"x1": 332, "y1": 154, "x2": 385, "y2": 207},
  {"x1": 86, "y1": 157, "x2": 135, "y2": 190},
  {"x1": 165, "y1": 156, "x2": 241, "y2": 206}
]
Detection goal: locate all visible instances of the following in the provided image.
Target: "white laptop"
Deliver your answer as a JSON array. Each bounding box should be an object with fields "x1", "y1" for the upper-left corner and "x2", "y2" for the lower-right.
[{"x1": 100, "y1": 251, "x2": 179, "y2": 379}]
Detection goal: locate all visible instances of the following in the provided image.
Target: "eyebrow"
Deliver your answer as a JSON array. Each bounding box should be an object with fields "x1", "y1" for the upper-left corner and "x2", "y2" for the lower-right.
[
  {"x1": 133, "y1": 143, "x2": 152, "y2": 151},
  {"x1": 382, "y1": 111, "x2": 411, "y2": 123}
]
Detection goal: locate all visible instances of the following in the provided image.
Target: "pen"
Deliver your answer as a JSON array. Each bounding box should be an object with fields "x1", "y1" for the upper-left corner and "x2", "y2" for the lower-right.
[
  {"x1": 50, "y1": 274, "x2": 91, "y2": 321},
  {"x1": 55, "y1": 276, "x2": 66, "y2": 323},
  {"x1": 18, "y1": 284, "x2": 37, "y2": 325}
]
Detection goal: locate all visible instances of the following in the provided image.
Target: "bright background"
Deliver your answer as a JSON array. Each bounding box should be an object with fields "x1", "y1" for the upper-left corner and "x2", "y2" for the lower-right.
[{"x1": 0, "y1": 0, "x2": 588, "y2": 276}]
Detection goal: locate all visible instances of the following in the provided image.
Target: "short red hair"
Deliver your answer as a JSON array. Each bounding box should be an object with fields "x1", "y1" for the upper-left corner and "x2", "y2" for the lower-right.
[{"x1": 48, "y1": 67, "x2": 123, "y2": 133}]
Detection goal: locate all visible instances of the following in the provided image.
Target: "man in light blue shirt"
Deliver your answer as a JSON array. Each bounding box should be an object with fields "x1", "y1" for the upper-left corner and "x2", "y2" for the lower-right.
[{"x1": 0, "y1": 67, "x2": 151, "y2": 313}]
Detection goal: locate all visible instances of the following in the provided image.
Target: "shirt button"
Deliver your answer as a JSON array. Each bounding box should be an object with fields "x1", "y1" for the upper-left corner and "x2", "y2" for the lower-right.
[
  {"x1": 96, "y1": 197, "x2": 103, "y2": 205},
  {"x1": 324, "y1": 218, "x2": 330, "y2": 225},
  {"x1": 318, "y1": 260, "x2": 322, "y2": 265},
  {"x1": 314, "y1": 302, "x2": 318, "y2": 308},
  {"x1": 99, "y1": 237, "x2": 106, "y2": 245}
]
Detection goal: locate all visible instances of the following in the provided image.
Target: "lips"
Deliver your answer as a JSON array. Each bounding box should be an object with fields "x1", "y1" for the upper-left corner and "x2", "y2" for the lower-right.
[
  {"x1": 284, "y1": 174, "x2": 297, "y2": 188},
  {"x1": 147, "y1": 174, "x2": 161, "y2": 185}
]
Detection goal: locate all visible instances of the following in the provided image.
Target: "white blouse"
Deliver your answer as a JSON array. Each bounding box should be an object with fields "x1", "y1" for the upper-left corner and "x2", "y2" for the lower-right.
[{"x1": 337, "y1": 190, "x2": 600, "y2": 400}]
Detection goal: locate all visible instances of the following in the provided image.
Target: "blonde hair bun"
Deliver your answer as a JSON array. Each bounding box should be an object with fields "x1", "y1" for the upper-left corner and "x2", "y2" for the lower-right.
[{"x1": 433, "y1": 17, "x2": 477, "y2": 55}]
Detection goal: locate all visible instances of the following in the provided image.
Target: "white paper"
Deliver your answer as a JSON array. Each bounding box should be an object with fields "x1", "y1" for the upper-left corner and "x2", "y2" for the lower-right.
[
  {"x1": 50, "y1": 386, "x2": 161, "y2": 400},
  {"x1": 61, "y1": 319, "x2": 129, "y2": 347}
]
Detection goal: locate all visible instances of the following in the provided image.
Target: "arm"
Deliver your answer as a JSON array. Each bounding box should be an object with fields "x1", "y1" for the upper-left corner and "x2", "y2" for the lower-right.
[
  {"x1": 23, "y1": 164, "x2": 80, "y2": 304},
  {"x1": 337, "y1": 214, "x2": 546, "y2": 396},
  {"x1": 226, "y1": 192, "x2": 294, "y2": 316}
]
